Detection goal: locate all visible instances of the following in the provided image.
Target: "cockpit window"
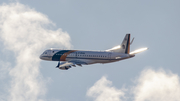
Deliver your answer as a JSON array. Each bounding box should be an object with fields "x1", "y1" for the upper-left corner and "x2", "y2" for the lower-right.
[{"x1": 43, "y1": 51, "x2": 47, "y2": 54}]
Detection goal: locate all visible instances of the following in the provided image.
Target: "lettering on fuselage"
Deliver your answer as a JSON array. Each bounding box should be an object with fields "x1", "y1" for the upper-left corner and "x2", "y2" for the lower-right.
[
  {"x1": 52, "y1": 50, "x2": 74, "y2": 61},
  {"x1": 77, "y1": 52, "x2": 85, "y2": 54}
]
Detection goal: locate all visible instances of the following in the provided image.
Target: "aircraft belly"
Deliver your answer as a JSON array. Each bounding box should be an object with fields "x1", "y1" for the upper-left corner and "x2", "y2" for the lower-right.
[
  {"x1": 66, "y1": 58, "x2": 118, "y2": 64},
  {"x1": 87, "y1": 58, "x2": 112, "y2": 64}
]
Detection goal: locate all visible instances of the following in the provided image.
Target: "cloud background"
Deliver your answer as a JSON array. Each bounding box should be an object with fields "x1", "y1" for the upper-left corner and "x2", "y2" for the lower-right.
[
  {"x1": 0, "y1": 3, "x2": 71, "y2": 101},
  {"x1": 87, "y1": 68, "x2": 180, "y2": 101},
  {"x1": 133, "y1": 68, "x2": 180, "y2": 101},
  {"x1": 87, "y1": 76, "x2": 125, "y2": 101},
  {"x1": 0, "y1": 0, "x2": 179, "y2": 101}
]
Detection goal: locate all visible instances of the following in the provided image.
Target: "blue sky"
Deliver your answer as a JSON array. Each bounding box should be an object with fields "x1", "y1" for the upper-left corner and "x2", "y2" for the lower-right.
[{"x1": 0, "y1": 0, "x2": 180, "y2": 101}]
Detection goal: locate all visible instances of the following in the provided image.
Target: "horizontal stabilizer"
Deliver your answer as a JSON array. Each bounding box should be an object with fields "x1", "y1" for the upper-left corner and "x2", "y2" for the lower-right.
[
  {"x1": 130, "y1": 47, "x2": 148, "y2": 55},
  {"x1": 130, "y1": 38, "x2": 134, "y2": 45}
]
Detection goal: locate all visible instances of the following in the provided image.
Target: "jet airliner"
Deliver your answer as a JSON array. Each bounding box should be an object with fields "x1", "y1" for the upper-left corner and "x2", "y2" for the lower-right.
[{"x1": 40, "y1": 34, "x2": 148, "y2": 70}]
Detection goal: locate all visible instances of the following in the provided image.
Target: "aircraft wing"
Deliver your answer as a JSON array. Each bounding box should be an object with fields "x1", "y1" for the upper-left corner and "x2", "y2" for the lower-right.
[
  {"x1": 57, "y1": 60, "x2": 88, "y2": 70},
  {"x1": 129, "y1": 47, "x2": 148, "y2": 55}
]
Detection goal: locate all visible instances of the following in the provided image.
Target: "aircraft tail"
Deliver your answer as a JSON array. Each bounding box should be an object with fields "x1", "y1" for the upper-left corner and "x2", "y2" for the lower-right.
[
  {"x1": 106, "y1": 34, "x2": 148, "y2": 54},
  {"x1": 106, "y1": 34, "x2": 131, "y2": 54},
  {"x1": 119, "y1": 34, "x2": 130, "y2": 54}
]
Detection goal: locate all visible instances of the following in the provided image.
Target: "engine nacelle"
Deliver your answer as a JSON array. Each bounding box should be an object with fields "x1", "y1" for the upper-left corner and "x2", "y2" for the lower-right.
[{"x1": 59, "y1": 66, "x2": 71, "y2": 70}]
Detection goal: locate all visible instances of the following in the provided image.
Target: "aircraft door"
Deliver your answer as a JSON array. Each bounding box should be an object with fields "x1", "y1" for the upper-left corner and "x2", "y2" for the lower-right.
[
  {"x1": 75, "y1": 52, "x2": 77, "y2": 58},
  {"x1": 108, "y1": 53, "x2": 111, "y2": 61}
]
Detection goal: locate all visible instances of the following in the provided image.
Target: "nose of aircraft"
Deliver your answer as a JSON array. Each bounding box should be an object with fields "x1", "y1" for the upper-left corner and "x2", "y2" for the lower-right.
[
  {"x1": 39, "y1": 54, "x2": 43, "y2": 60},
  {"x1": 39, "y1": 53, "x2": 51, "y2": 61}
]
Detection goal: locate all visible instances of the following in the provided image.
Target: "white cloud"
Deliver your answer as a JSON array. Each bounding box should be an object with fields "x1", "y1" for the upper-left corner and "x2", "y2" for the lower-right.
[
  {"x1": 0, "y1": 61, "x2": 11, "y2": 80},
  {"x1": 133, "y1": 68, "x2": 180, "y2": 101},
  {"x1": 0, "y1": 2, "x2": 71, "y2": 101},
  {"x1": 87, "y1": 76, "x2": 125, "y2": 101},
  {"x1": 0, "y1": 61, "x2": 11, "y2": 101},
  {"x1": 88, "y1": 68, "x2": 180, "y2": 101}
]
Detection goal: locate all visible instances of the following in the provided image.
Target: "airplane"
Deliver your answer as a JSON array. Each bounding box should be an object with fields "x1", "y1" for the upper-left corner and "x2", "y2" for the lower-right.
[{"x1": 40, "y1": 34, "x2": 148, "y2": 70}]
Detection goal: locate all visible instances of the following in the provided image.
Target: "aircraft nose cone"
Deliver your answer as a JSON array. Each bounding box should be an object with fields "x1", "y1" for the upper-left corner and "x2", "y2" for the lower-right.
[
  {"x1": 39, "y1": 54, "x2": 43, "y2": 59},
  {"x1": 39, "y1": 54, "x2": 49, "y2": 60}
]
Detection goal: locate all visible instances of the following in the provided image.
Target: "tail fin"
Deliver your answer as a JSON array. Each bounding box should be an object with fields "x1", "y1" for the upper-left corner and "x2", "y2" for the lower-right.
[
  {"x1": 106, "y1": 34, "x2": 131, "y2": 54},
  {"x1": 119, "y1": 34, "x2": 130, "y2": 54}
]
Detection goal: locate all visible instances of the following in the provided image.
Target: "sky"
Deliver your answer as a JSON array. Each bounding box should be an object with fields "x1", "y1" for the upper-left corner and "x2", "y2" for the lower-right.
[{"x1": 0, "y1": 0, "x2": 180, "y2": 101}]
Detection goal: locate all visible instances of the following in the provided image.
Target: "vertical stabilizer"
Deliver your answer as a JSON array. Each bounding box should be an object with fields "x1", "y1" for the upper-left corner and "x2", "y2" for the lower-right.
[
  {"x1": 120, "y1": 34, "x2": 130, "y2": 54},
  {"x1": 106, "y1": 34, "x2": 131, "y2": 54}
]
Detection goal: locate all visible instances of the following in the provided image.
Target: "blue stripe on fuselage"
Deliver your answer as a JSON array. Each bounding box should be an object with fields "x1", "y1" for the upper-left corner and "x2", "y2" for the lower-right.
[{"x1": 52, "y1": 50, "x2": 71, "y2": 61}]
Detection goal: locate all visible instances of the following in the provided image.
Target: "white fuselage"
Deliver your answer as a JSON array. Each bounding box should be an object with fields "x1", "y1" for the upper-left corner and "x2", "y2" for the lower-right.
[
  {"x1": 40, "y1": 49, "x2": 135, "y2": 65},
  {"x1": 39, "y1": 34, "x2": 147, "y2": 70}
]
